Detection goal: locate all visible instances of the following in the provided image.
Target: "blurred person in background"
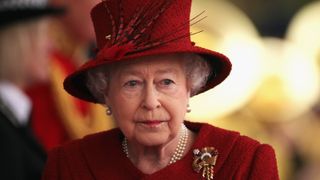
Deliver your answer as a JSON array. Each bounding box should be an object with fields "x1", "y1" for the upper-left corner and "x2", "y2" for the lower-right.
[
  {"x1": 0, "y1": 0, "x2": 63, "y2": 179},
  {"x1": 26, "y1": 0, "x2": 113, "y2": 152}
]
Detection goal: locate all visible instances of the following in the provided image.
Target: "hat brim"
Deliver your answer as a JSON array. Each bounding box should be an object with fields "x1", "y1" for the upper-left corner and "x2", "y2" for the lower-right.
[
  {"x1": 63, "y1": 45, "x2": 231, "y2": 104},
  {"x1": 0, "y1": 7, "x2": 65, "y2": 28}
]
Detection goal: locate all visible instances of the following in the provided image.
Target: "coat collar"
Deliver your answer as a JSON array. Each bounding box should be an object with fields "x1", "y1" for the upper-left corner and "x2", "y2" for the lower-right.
[{"x1": 0, "y1": 82, "x2": 32, "y2": 126}]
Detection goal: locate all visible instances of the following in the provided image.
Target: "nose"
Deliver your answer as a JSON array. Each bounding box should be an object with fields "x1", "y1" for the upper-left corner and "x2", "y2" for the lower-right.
[{"x1": 142, "y1": 84, "x2": 161, "y2": 110}]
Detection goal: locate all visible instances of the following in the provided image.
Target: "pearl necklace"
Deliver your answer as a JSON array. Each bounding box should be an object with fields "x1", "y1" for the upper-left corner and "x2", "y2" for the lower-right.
[{"x1": 122, "y1": 125, "x2": 189, "y2": 165}]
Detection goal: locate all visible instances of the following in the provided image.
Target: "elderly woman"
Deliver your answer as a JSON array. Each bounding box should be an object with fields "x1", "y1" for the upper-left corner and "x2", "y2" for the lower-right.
[{"x1": 43, "y1": 0, "x2": 279, "y2": 179}]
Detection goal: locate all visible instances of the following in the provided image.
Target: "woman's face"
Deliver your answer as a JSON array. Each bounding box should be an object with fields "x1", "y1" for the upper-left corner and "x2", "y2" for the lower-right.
[
  {"x1": 3, "y1": 18, "x2": 52, "y2": 87},
  {"x1": 25, "y1": 19, "x2": 51, "y2": 85},
  {"x1": 105, "y1": 55, "x2": 190, "y2": 147}
]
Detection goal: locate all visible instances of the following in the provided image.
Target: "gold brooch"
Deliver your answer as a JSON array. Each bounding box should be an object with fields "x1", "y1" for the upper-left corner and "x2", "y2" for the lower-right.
[{"x1": 192, "y1": 147, "x2": 219, "y2": 180}]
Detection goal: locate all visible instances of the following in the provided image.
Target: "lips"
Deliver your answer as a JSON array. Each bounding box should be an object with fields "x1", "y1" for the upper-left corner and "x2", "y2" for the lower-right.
[{"x1": 137, "y1": 120, "x2": 167, "y2": 127}]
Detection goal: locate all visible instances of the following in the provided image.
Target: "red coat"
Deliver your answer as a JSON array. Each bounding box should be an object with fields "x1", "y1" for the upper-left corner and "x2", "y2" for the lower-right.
[{"x1": 42, "y1": 121, "x2": 279, "y2": 179}]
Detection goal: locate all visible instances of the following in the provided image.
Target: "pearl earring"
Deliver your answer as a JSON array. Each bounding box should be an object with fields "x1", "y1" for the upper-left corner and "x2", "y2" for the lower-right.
[
  {"x1": 106, "y1": 107, "x2": 112, "y2": 116},
  {"x1": 187, "y1": 104, "x2": 191, "y2": 113}
]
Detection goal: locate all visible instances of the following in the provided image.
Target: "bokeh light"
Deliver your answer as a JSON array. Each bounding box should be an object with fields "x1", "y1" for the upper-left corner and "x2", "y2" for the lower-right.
[{"x1": 188, "y1": 0, "x2": 264, "y2": 122}]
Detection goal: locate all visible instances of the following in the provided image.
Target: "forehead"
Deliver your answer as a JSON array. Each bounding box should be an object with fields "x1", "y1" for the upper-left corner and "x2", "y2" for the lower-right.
[{"x1": 113, "y1": 54, "x2": 185, "y2": 75}]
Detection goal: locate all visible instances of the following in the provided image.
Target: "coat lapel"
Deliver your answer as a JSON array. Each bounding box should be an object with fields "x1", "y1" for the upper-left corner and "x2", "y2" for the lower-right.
[{"x1": 0, "y1": 98, "x2": 20, "y2": 126}]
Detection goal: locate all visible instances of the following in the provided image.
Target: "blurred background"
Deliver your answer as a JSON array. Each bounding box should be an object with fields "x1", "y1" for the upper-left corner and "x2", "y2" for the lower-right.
[{"x1": 187, "y1": 0, "x2": 320, "y2": 179}]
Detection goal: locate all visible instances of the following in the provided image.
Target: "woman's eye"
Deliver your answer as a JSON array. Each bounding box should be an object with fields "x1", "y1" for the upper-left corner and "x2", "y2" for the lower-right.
[
  {"x1": 160, "y1": 79, "x2": 175, "y2": 86},
  {"x1": 124, "y1": 80, "x2": 139, "y2": 87}
]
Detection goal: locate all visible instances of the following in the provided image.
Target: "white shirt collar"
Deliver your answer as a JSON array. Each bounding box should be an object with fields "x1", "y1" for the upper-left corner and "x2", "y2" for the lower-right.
[{"x1": 0, "y1": 81, "x2": 32, "y2": 126}]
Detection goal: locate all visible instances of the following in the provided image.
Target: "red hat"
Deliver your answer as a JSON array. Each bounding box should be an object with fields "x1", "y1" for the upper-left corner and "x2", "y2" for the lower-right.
[{"x1": 63, "y1": 0, "x2": 232, "y2": 103}]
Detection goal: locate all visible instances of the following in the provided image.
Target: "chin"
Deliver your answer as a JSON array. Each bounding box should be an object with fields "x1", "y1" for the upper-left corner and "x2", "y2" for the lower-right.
[{"x1": 135, "y1": 133, "x2": 171, "y2": 147}]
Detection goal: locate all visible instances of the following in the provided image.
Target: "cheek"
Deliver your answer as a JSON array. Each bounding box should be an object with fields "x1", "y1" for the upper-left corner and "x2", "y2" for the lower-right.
[
  {"x1": 165, "y1": 99, "x2": 188, "y2": 122},
  {"x1": 110, "y1": 96, "x2": 142, "y2": 139},
  {"x1": 163, "y1": 88, "x2": 189, "y2": 122},
  {"x1": 29, "y1": 46, "x2": 50, "y2": 82},
  {"x1": 107, "y1": 92, "x2": 139, "y2": 123}
]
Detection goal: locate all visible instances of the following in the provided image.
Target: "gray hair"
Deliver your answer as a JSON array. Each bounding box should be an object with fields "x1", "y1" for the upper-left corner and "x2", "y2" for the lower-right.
[{"x1": 86, "y1": 53, "x2": 212, "y2": 104}]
